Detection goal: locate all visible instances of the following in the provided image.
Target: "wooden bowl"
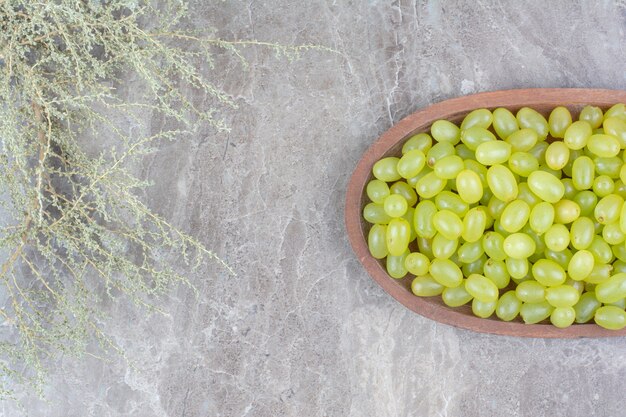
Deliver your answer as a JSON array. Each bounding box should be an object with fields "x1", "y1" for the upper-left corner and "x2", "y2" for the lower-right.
[{"x1": 345, "y1": 88, "x2": 626, "y2": 338}]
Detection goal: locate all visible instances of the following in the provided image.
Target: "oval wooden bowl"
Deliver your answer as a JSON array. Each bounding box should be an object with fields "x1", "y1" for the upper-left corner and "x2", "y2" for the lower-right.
[{"x1": 346, "y1": 88, "x2": 626, "y2": 338}]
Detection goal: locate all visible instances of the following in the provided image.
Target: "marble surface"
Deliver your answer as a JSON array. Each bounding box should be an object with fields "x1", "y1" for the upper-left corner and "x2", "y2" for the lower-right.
[{"x1": 5, "y1": 1, "x2": 626, "y2": 416}]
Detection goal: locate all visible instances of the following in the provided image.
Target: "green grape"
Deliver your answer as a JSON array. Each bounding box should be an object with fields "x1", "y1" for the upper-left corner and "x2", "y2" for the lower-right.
[
  {"x1": 609, "y1": 298, "x2": 626, "y2": 309},
  {"x1": 574, "y1": 292, "x2": 602, "y2": 323},
  {"x1": 544, "y1": 224, "x2": 570, "y2": 252},
  {"x1": 432, "y1": 233, "x2": 458, "y2": 259},
  {"x1": 405, "y1": 252, "x2": 431, "y2": 276},
  {"x1": 426, "y1": 141, "x2": 456, "y2": 167},
  {"x1": 579, "y1": 105, "x2": 604, "y2": 129},
  {"x1": 603, "y1": 222, "x2": 625, "y2": 245},
  {"x1": 529, "y1": 141, "x2": 548, "y2": 165},
  {"x1": 431, "y1": 119, "x2": 461, "y2": 145},
  {"x1": 391, "y1": 182, "x2": 417, "y2": 206},
  {"x1": 487, "y1": 164, "x2": 518, "y2": 202},
  {"x1": 487, "y1": 196, "x2": 507, "y2": 219},
  {"x1": 548, "y1": 106, "x2": 572, "y2": 138},
  {"x1": 456, "y1": 169, "x2": 483, "y2": 204},
  {"x1": 553, "y1": 199, "x2": 580, "y2": 224},
  {"x1": 407, "y1": 166, "x2": 432, "y2": 187},
  {"x1": 416, "y1": 172, "x2": 447, "y2": 199},
  {"x1": 515, "y1": 280, "x2": 546, "y2": 303},
  {"x1": 363, "y1": 203, "x2": 392, "y2": 224},
  {"x1": 587, "y1": 134, "x2": 620, "y2": 157},
  {"x1": 616, "y1": 180, "x2": 626, "y2": 199},
  {"x1": 500, "y1": 199, "x2": 530, "y2": 233},
  {"x1": 505, "y1": 128, "x2": 538, "y2": 153},
  {"x1": 432, "y1": 210, "x2": 463, "y2": 240},
  {"x1": 592, "y1": 128, "x2": 605, "y2": 134},
  {"x1": 550, "y1": 307, "x2": 576, "y2": 328},
  {"x1": 614, "y1": 260, "x2": 626, "y2": 273},
  {"x1": 461, "y1": 108, "x2": 493, "y2": 130},
  {"x1": 465, "y1": 273, "x2": 499, "y2": 302},
  {"x1": 457, "y1": 241, "x2": 484, "y2": 264},
  {"x1": 508, "y1": 152, "x2": 539, "y2": 177},
  {"x1": 397, "y1": 149, "x2": 426, "y2": 179},
  {"x1": 573, "y1": 191, "x2": 598, "y2": 219},
  {"x1": 604, "y1": 103, "x2": 626, "y2": 121},
  {"x1": 565, "y1": 277, "x2": 585, "y2": 293},
  {"x1": 472, "y1": 298, "x2": 497, "y2": 318},
  {"x1": 620, "y1": 202, "x2": 626, "y2": 235},
  {"x1": 517, "y1": 107, "x2": 549, "y2": 138},
  {"x1": 434, "y1": 155, "x2": 464, "y2": 179},
  {"x1": 417, "y1": 237, "x2": 435, "y2": 259},
  {"x1": 386, "y1": 218, "x2": 411, "y2": 256},
  {"x1": 595, "y1": 272, "x2": 626, "y2": 303},
  {"x1": 366, "y1": 179, "x2": 390, "y2": 204},
  {"x1": 544, "y1": 248, "x2": 573, "y2": 270},
  {"x1": 462, "y1": 207, "x2": 487, "y2": 243},
  {"x1": 386, "y1": 250, "x2": 409, "y2": 279},
  {"x1": 402, "y1": 133, "x2": 433, "y2": 154},
  {"x1": 455, "y1": 143, "x2": 475, "y2": 161},
  {"x1": 414, "y1": 200, "x2": 437, "y2": 238},
  {"x1": 586, "y1": 263, "x2": 613, "y2": 284},
  {"x1": 506, "y1": 257, "x2": 529, "y2": 279},
  {"x1": 594, "y1": 306, "x2": 626, "y2": 330},
  {"x1": 621, "y1": 165, "x2": 626, "y2": 185},
  {"x1": 545, "y1": 285, "x2": 580, "y2": 307},
  {"x1": 496, "y1": 290, "x2": 522, "y2": 321},
  {"x1": 368, "y1": 224, "x2": 388, "y2": 259},
  {"x1": 594, "y1": 193, "x2": 623, "y2": 225},
  {"x1": 483, "y1": 232, "x2": 506, "y2": 261},
  {"x1": 527, "y1": 171, "x2": 564, "y2": 203},
  {"x1": 593, "y1": 175, "x2": 615, "y2": 197},
  {"x1": 373, "y1": 157, "x2": 402, "y2": 182},
  {"x1": 594, "y1": 157, "x2": 622, "y2": 178},
  {"x1": 411, "y1": 275, "x2": 444, "y2": 297},
  {"x1": 522, "y1": 224, "x2": 546, "y2": 256},
  {"x1": 572, "y1": 156, "x2": 595, "y2": 190},
  {"x1": 562, "y1": 178, "x2": 577, "y2": 200},
  {"x1": 442, "y1": 281, "x2": 473, "y2": 307},
  {"x1": 613, "y1": 243, "x2": 626, "y2": 262},
  {"x1": 402, "y1": 207, "x2": 416, "y2": 243},
  {"x1": 567, "y1": 249, "x2": 594, "y2": 281},
  {"x1": 464, "y1": 159, "x2": 489, "y2": 186},
  {"x1": 517, "y1": 182, "x2": 541, "y2": 207},
  {"x1": 383, "y1": 194, "x2": 408, "y2": 218},
  {"x1": 503, "y1": 233, "x2": 536, "y2": 259},
  {"x1": 520, "y1": 301, "x2": 554, "y2": 324},
  {"x1": 562, "y1": 149, "x2": 584, "y2": 177},
  {"x1": 603, "y1": 117, "x2": 626, "y2": 147},
  {"x1": 484, "y1": 259, "x2": 510, "y2": 289},
  {"x1": 538, "y1": 165, "x2": 563, "y2": 179},
  {"x1": 460, "y1": 126, "x2": 496, "y2": 150},
  {"x1": 529, "y1": 201, "x2": 554, "y2": 235},
  {"x1": 493, "y1": 108, "x2": 520, "y2": 140},
  {"x1": 544, "y1": 141, "x2": 570, "y2": 170},
  {"x1": 435, "y1": 191, "x2": 469, "y2": 218},
  {"x1": 532, "y1": 259, "x2": 567, "y2": 286},
  {"x1": 462, "y1": 254, "x2": 487, "y2": 277},
  {"x1": 429, "y1": 258, "x2": 463, "y2": 287},
  {"x1": 475, "y1": 141, "x2": 512, "y2": 166}
]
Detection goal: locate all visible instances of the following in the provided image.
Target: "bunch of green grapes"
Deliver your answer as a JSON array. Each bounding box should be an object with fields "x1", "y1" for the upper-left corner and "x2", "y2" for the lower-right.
[{"x1": 364, "y1": 103, "x2": 626, "y2": 329}]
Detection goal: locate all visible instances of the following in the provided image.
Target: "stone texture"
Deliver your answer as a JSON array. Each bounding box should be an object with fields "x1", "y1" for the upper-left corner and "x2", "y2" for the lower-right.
[{"x1": 4, "y1": 1, "x2": 626, "y2": 416}]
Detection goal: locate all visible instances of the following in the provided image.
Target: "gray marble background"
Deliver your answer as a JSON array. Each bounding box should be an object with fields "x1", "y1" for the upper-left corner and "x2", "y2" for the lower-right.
[{"x1": 5, "y1": 1, "x2": 626, "y2": 416}]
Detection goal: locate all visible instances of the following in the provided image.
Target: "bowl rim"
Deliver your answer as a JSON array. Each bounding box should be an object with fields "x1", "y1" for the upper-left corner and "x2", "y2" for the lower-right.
[{"x1": 345, "y1": 88, "x2": 626, "y2": 338}]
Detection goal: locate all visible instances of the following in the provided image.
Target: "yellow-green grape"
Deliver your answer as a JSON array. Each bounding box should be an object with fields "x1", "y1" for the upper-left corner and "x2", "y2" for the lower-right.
[
  {"x1": 386, "y1": 218, "x2": 411, "y2": 256},
  {"x1": 561, "y1": 178, "x2": 576, "y2": 200},
  {"x1": 487, "y1": 164, "x2": 518, "y2": 202},
  {"x1": 373, "y1": 157, "x2": 401, "y2": 182},
  {"x1": 529, "y1": 141, "x2": 548, "y2": 165},
  {"x1": 532, "y1": 259, "x2": 567, "y2": 286},
  {"x1": 411, "y1": 275, "x2": 444, "y2": 297},
  {"x1": 386, "y1": 250, "x2": 409, "y2": 279},
  {"x1": 522, "y1": 224, "x2": 545, "y2": 253},
  {"x1": 434, "y1": 155, "x2": 464, "y2": 179},
  {"x1": 586, "y1": 263, "x2": 613, "y2": 284},
  {"x1": 567, "y1": 249, "x2": 594, "y2": 281},
  {"x1": 407, "y1": 166, "x2": 432, "y2": 187},
  {"x1": 587, "y1": 134, "x2": 621, "y2": 158},
  {"x1": 614, "y1": 243, "x2": 626, "y2": 262},
  {"x1": 572, "y1": 156, "x2": 595, "y2": 190},
  {"x1": 431, "y1": 119, "x2": 461, "y2": 145},
  {"x1": 456, "y1": 169, "x2": 483, "y2": 204},
  {"x1": 383, "y1": 194, "x2": 408, "y2": 218},
  {"x1": 508, "y1": 152, "x2": 539, "y2": 177},
  {"x1": 465, "y1": 273, "x2": 499, "y2": 303},
  {"x1": 594, "y1": 157, "x2": 622, "y2": 179},
  {"x1": 429, "y1": 258, "x2": 463, "y2": 287},
  {"x1": 496, "y1": 290, "x2": 522, "y2": 321},
  {"x1": 484, "y1": 259, "x2": 510, "y2": 289},
  {"x1": 432, "y1": 210, "x2": 463, "y2": 240},
  {"x1": 550, "y1": 307, "x2": 576, "y2": 328},
  {"x1": 592, "y1": 128, "x2": 605, "y2": 134},
  {"x1": 538, "y1": 165, "x2": 563, "y2": 179},
  {"x1": 402, "y1": 207, "x2": 417, "y2": 242},
  {"x1": 562, "y1": 149, "x2": 584, "y2": 177},
  {"x1": 593, "y1": 175, "x2": 615, "y2": 198},
  {"x1": 461, "y1": 108, "x2": 493, "y2": 130},
  {"x1": 391, "y1": 181, "x2": 417, "y2": 206},
  {"x1": 426, "y1": 141, "x2": 456, "y2": 167},
  {"x1": 416, "y1": 172, "x2": 446, "y2": 199},
  {"x1": 462, "y1": 254, "x2": 487, "y2": 277},
  {"x1": 493, "y1": 108, "x2": 520, "y2": 140},
  {"x1": 435, "y1": 191, "x2": 468, "y2": 218},
  {"x1": 472, "y1": 298, "x2": 497, "y2": 318},
  {"x1": 460, "y1": 126, "x2": 497, "y2": 151},
  {"x1": 505, "y1": 128, "x2": 538, "y2": 153},
  {"x1": 545, "y1": 285, "x2": 580, "y2": 307},
  {"x1": 603, "y1": 117, "x2": 626, "y2": 147},
  {"x1": 579, "y1": 105, "x2": 604, "y2": 129},
  {"x1": 520, "y1": 301, "x2": 554, "y2": 324},
  {"x1": 544, "y1": 141, "x2": 570, "y2": 170},
  {"x1": 442, "y1": 281, "x2": 473, "y2": 307},
  {"x1": 604, "y1": 103, "x2": 626, "y2": 121},
  {"x1": 553, "y1": 199, "x2": 580, "y2": 224},
  {"x1": 366, "y1": 179, "x2": 390, "y2": 204},
  {"x1": 515, "y1": 280, "x2": 546, "y2": 303},
  {"x1": 615, "y1": 261, "x2": 626, "y2": 274},
  {"x1": 621, "y1": 165, "x2": 626, "y2": 185},
  {"x1": 432, "y1": 233, "x2": 458, "y2": 259},
  {"x1": 517, "y1": 182, "x2": 541, "y2": 207},
  {"x1": 405, "y1": 252, "x2": 431, "y2": 276},
  {"x1": 402, "y1": 133, "x2": 433, "y2": 154},
  {"x1": 594, "y1": 306, "x2": 626, "y2": 330},
  {"x1": 461, "y1": 207, "x2": 487, "y2": 243},
  {"x1": 595, "y1": 194, "x2": 624, "y2": 224},
  {"x1": 475, "y1": 141, "x2": 512, "y2": 166},
  {"x1": 548, "y1": 106, "x2": 572, "y2": 138},
  {"x1": 544, "y1": 224, "x2": 570, "y2": 252},
  {"x1": 368, "y1": 224, "x2": 388, "y2": 259},
  {"x1": 500, "y1": 199, "x2": 530, "y2": 233},
  {"x1": 528, "y1": 201, "x2": 554, "y2": 235},
  {"x1": 595, "y1": 272, "x2": 626, "y2": 303},
  {"x1": 517, "y1": 107, "x2": 549, "y2": 138},
  {"x1": 574, "y1": 292, "x2": 601, "y2": 323},
  {"x1": 610, "y1": 298, "x2": 626, "y2": 309},
  {"x1": 616, "y1": 180, "x2": 626, "y2": 199},
  {"x1": 503, "y1": 233, "x2": 536, "y2": 259},
  {"x1": 543, "y1": 248, "x2": 572, "y2": 271},
  {"x1": 603, "y1": 222, "x2": 625, "y2": 245},
  {"x1": 363, "y1": 203, "x2": 392, "y2": 224},
  {"x1": 526, "y1": 171, "x2": 564, "y2": 203},
  {"x1": 573, "y1": 191, "x2": 597, "y2": 218},
  {"x1": 397, "y1": 149, "x2": 426, "y2": 179},
  {"x1": 620, "y1": 202, "x2": 626, "y2": 235},
  {"x1": 483, "y1": 232, "x2": 506, "y2": 261},
  {"x1": 455, "y1": 143, "x2": 475, "y2": 160},
  {"x1": 506, "y1": 257, "x2": 529, "y2": 280},
  {"x1": 457, "y1": 241, "x2": 484, "y2": 264},
  {"x1": 464, "y1": 159, "x2": 489, "y2": 186},
  {"x1": 417, "y1": 237, "x2": 435, "y2": 259},
  {"x1": 585, "y1": 282, "x2": 597, "y2": 292},
  {"x1": 414, "y1": 200, "x2": 437, "y2": 239}
]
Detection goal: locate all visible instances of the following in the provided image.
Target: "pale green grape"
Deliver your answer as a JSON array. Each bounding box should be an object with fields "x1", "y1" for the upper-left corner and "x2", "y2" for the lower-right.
[
  {"x1": 567, "y1": 249, "x2": 594, "y2": 281},
  {"x1": 496, "y1": 290, "x2": 522, "y2": 321},
  {"x1": 434, "y1": 155, "x2": 464, "y2": 179},
  {"x1": 593, "y1": 175, "x2": 615, "y2": 197},
  {"x1": 610, "y1": 298, "x2": 626, "y2": 309},
  {"x1": 462, "y1": 254, "x2": 487, "y2": 277},
  {"x1": 426, "y1": 141, "x2": 456, "y2": 167},
  {"x1": 455, "y1": 144, "x2": 475, "y2": 161},
  {"x1": 416, "y1": 237, "x2": 435, "y2": 259},
  {"x1": 366, "y1": 179, "x2": 390, "y2": 204},
  {"x1": 613, "y1": 243, "x2": 626, "y2": 262},
  {"x1": 585, "y1": 263, "x2": 613, "y2": 284},
  {"x1": 435, "y1": 191, "x2": 469, "y2": 218},
  {"x1": 465, "y1": 273, "x2": 499, "y2": 302},
  {"x1": 487, "y1": 164, "x2": 518, "y2": 202},
  {"x1": 544, "y1": 224, "x2": 570, "y2": 252},
  {"x1": 386, "y1": 218, "x2": 411, "y2": 256},
  {"x1": 517, "y1": 182, "x2": 541, "y2": 207},
  {"x1": 529, "y1": 201, "x2": 554, "y2": 235},
  {"x1": 368, "y1": 224, "x2": 388, "y2": 259},
  {"x1": 483, "y1": 231, "x2": 506, "y2": 261},
  {"x1": 416, "y1": 172, "x2": 446, "y2": 199},
  {"x1": 506, "y1": 257, "x2": 529, "y2": 279},
  {"x1": 391, "y1": 182, "x2": 418, "y2": 207},
  {"x1": 595, "y1": 272, "x2": 626, "y2": 303},
  {"x1": 397, "y1": 149, "x2": 426, "y2": 179},
  {"x1": 373, "y1": 157, "x2": 401, "y2": 182},
  {"x1": 405, "y1": 252, "x2": 431, "y2": 276},
  {"x1": 456, "y1": 169, "x2": 483, "y2": 204},
  {"x1": 621, "y1": 165, "x2": 626, "y2": 185},
  {"x1": 553, "y1": 199, "x2": 580, "y2": 224},
  {"x1": 562, "y1": 149, "x2": 584, "y2": 177},
  {"x1": 414, "y1": 200, "x2": 437, "y2": 238},
  {"x1": 544, "y1": 141, "x2": 570, "y2": 170},
  {"x1": 616, "y1": 180, "x2": 626, "y2": 199},
  {"x1": 515, "y1": 280, "x2": 546, "y2": 303},
  {"x1": 604, "y1": 103, "x2": 626, "y2": 121},
  {"x1": 594, "y1": 157, "x2": 622, "y2": 179},
  {"x1": 462, "y1": 207, "x2": 488, "y2": 242},
  {"x1": 432, "y1": 210, "x2": 463, "y2": 240},
  {"x1": 431, "y1": 119, "x2": 461, "y2": 145},
  {"x1": 529, "y1": 141, "x2": 548, "y2": 165},
  {"x1": 472, "y1": 298, "x2": 497, "y2": 318},
  {"x1": 573, "y1": 191, "x2": 597, "y2": 218},
  {"x1": 548, "y1": 106, "x2": 572, "y2": 138},
  {"x1": 500, "y1": 199, "x2": 530, "y2": 233},
  {"x1": 603, "y1": 117, "x2": 626, "y2": 147},
  {"x1": 532, "y1": 259, "x2": 567, "y2": 286},
  {"x1": 386, "y1": 250, "x2": 409, "y2": 279},
  {"x1": 550, "y1": 307, "x2": 576, "y2": 328},
  {"x1": 503, "y1": 233, "x2": 536, "y2": 259},
  {"x1": 383, "y1": 194, "x2": 408, "y2": 218},
  {"x1": 432, "y1": 233, "x2": 458, "y2": 259},
  {"x1": 603, "y1": 222, "x2": 625, "y2": 245},
  {"x1": 460, "y1": 126, "x2": 496, "y2": 150},
  {"x1": 574, "y1": 292, "x2": 601, "y2": 323},
  {"x1": 594, "y1": 306, "x2": 626, "y2": 330},
  {"x1": 411, "y1": 275, "x2": 444, "y2": 297},
  {"x1": 464, "y1": 159, "x2": 489, "y2": 186},
  {"x1": 595, "y1": 193, "x2": 624, "y2": 224},
  {"x1": 457, "y1": 241, "x2": 484, "y2": 264},
  {"x1": 484, "y1": 259, "x2": 510, "y2": 289},
  {"x1": 407, "y1": 166, "x2": 432, "y2": 187},
  {"x1": 487, "y1": 196, "x2": 507, "y2": 219},
  {"x1": 572, "y1": 156, "x2": 595, "y2": 190},
  {"x1": 527, "y1": 171, "x2": 564, "y2": 203},
  {"x1": 517, "y1": 107, "x2": 549, "y2": 138},
  {"x1": 538, "y1": 165, "x2": 563, "y2": 179},
  {"x1": 508, "y1": 152, "x2": 539, "y2": 177},
  {"x1": 475, "y1": 141, "x2": 512, "y2": 165},
  {"x1": 505, "y1": 128, "x2": 538, "y2": 153},
  {"x1": 579, "y1": 105, "x2": 604, "y2": 129},
  {"x1": 402, "y1": 133, "x2": 433, "y2": 154},
  {"x1": 461, "y1": 108, "x2": 493, "y2": 130},
  {"x1": 587, "y1": 134, "x2": 620, "y2": 157},
  {"x1": 493, "y1": 108, "x2": 520, "y2": 140},
  {"x1": 363, "y1": 203, "x2": 392, "y2": 224},
  {"x1": 429, "y1": 258, "x2": 463, "y2": 287},
  {"x1": 442, "y1": 281, "x2": 473, "y2": 307},
  {"x1": 545, "y1": 285, "x2": 580, "y2": 307},
  {"x1": 520, "y1": 301, "x2": 554, "y2": 324}
]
